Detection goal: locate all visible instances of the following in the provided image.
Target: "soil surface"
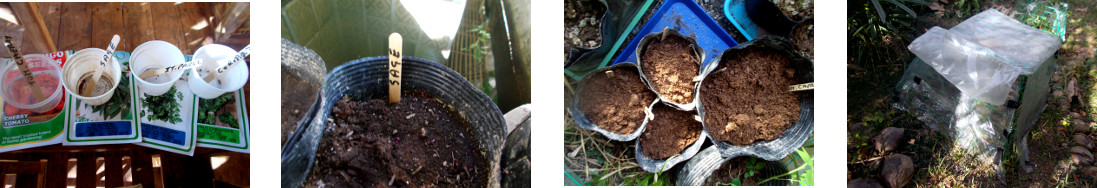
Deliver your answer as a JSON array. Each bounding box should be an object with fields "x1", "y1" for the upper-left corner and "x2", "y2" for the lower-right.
[
  {"x1": 564, "y1": 0, "x2": 605, "y2": 56},
  {"x1": 305, "y1": 92, "x2": 488, "y2": 187},
  {"x1": 791, "y1": 19, "x2": 813, "y2": 61},
  {"x1": 704, "y1": 157, "x2": 758, "y2": 186},
  {"x1": 701, "y1": 48, "x2": 800, "y2": 145},
  {"x1": 640, "y1": 35, "x2": 699, "y2": 104},
  {"x1": 640, "y1": 102, "x2": 701, "y2": 159},
  {"x1": 281, "y1": 73, "x2": 320, "y2": 145},
  {"x1": 772, "y1": 0, "x2": 813, "y2": 21},
  {"x1": 579, "y1": 66, "x2": 656, "y2": 134}
]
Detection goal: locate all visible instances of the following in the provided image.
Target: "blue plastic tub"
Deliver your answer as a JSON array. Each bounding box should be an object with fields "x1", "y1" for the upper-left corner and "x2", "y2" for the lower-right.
[{"x1": 612, "y1": 0, "x2": 738, "y2": 67}]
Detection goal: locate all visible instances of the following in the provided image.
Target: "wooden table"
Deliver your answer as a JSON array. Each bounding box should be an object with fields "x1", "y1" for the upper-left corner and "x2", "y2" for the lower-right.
[{"x1": 0, "y1": 2, "x2": 250, "y2": 188}]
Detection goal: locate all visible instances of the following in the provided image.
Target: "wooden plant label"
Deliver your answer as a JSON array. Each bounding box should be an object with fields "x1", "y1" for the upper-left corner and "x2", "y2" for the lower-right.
[
  {"x1": 788, "y1": 82, "x2": 814, "y2": 92},
  {"x1": 2, "y1": 36, "x2": 46, "y2": 100},
  {"x1": 202, "y1": 45, "x2": 251, "y2": 83},
  {"x1": 140, "y1": 59, "x2": 203, "y2": 79},
  {"x1": 388, "y1": 33, "x2": 403, "y2": 104},
  {"x1": 84, "y1": 35, "x2": 120, "y2": 96}
]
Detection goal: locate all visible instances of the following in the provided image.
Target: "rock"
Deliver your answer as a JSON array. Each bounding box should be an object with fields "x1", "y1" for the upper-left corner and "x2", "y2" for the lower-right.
[
  {"x1": 1075, "y1": 120, "x2": 1091, "y2": 133},
  {"x1": 874, "y1": 127, "x2": 904, "y2": 154},
  {"x1": 881, "y1": 154, "x2": 913, "y2": 188},
  {"x1": 848, "y1": 178, "x2": 884, "y2": 188},
  {"x1": 1053, "y1": 90, "x2": 1064, "y2": 98},
  {"x1": 1073, "y1": 146, "x2": 1093, "y2": 159},
  {"x1": 1085, "y1": 167, "x2": 1097, "y2": 178},
  {"x1": 1072, "y1": 112, "x2": 1084, "y2": 119},
  {"x1": 1072, "y1": 153, "x2": 1093, "y2": 165},
  {"x1": 1073, "y1": 134, "x2": 1093, "y2": 149}
]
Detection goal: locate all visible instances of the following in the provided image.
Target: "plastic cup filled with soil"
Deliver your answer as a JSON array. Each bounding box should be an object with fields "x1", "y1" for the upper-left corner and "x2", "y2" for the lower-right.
[
  {"x1": 62, "y1": 48, "x2": 122, "y2": 106},
  {"x1": 699, "y1": 41, "x2": 801, "y2": 146},
  {"x1": 637, "y1": 29, "x2": 703, "y2": 110},
  {"x1": 791, "y1": 18, "x2": 813, "y2": 61},
  {"x1": 188, "y1": 44, "x2": 249, "y2": 99},
  {"x1": 572, "y1": 63, "x2": 656, "y2": 141},
  {"x1": 563, "y1": 0, "x2": 606, "y2": 55},
  {"x1": 305, "y1": 91, "x2": 489, "y2": 187},
  {"x1": 131, "y1": 41, "x2": 187, "y2": 96},
  {"x1": 2, "y1": 54, "x2": 63, "y2": 114},
  {"x1": 635, "y1": 99, "x2": 705, "y2": 172}
]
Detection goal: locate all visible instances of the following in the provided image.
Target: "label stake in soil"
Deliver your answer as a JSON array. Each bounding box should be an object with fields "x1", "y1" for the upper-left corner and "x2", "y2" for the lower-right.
[
  {"x1": 2, "y1": 36, "x2": 46, "y2": 100},
  {"x1": 388, "y1": 33, "x2": 403, "y2": 104},
  {"x1": 139, "y1": 59, "x2": 203, "y2": 79},
  {"x1": 788, "y1": 82, "x2": 814, "y2": 92},
  {"x1": 202, "y1": 44, "x2": 251, "y2": 83},
  {"x1": 85, "y1": 35, "x2": 120, "y2": 96}
]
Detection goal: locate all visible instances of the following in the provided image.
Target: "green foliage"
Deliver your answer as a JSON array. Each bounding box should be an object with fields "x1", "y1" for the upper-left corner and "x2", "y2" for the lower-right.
[
  {"x1": 88, "y1": 75, "x2": 131, "y2": 119},
  {"x1": 198, "y1": 93, "x2": 238, "y2": 128},
  {"x1": 623, "y1": 171, "x2": 669, "y2": 186},
  {"x1": 745, "y1": 158, "x2": 765, "y2": 179},
  {"x1": 141, "y1": 87, "x2": 183, "y2": 123},
  {"x1": 465, "y1": 21, "x2": 492, "y2": 62},
  {"x1": 848, "y1": 0, "x2": 928, "y2": 68}
]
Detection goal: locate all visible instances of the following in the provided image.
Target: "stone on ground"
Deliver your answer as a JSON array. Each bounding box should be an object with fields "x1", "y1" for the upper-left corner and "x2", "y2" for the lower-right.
[
  {"x1": 880, "y1": 154, "x2": 913, "y2": 188},
  {"x1": 874, "y1": 127, "x2": 904, "y2": 154}
]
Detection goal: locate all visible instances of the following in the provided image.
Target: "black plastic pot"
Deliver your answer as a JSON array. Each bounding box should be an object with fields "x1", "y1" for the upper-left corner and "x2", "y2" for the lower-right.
[
  {"x1": 696, "y1": 36, "x2": 813, "y2": 161},
  {"x1": 745, "y1": 0, "x2": 797, "y2": 37},
  {"x1": 676, "y1": 146, "x2": 791, "y2": 186},
  {"x1": 564, "y1": 0, "x2": 613, "y2": 70},
  {"x1": 634, "y1": 100, "x2": 707, "y2": 173},
  {"x1": 789, "y1": 17, "x2": 814, "y2": 61},
  {"x1": 569, "y1": 63, "x2": 652, "y2": 141},
  {"x1": 281, "y1": 57, "x2": 506, "y2": 188},
  {"x1": 635, "y1": 28, "x2": 705, "y2": 111},
  {"x1": 280, "y1": 39, "x2": 326, "y2": 146}
]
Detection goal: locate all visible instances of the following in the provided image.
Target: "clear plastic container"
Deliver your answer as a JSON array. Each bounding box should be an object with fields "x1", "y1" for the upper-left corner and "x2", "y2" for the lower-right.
[
  {"x1": 131, "y1": 40, "x2": 186, "y2": 96},
  {"x1": 188, "y1": 44, "x2": 248, "y2": 99},
  {"x1": 2, "y1": 54, "x2": 63, "y2": 113}
]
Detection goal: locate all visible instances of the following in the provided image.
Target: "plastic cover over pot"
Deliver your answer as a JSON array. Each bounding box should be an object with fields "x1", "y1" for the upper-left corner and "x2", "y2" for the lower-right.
[
  {"x1": 281, "y1": 57, "x2": 506, "y2": 188},
  {"x1": 696, "y1": 36, "x2": 813, "y2": 161}
]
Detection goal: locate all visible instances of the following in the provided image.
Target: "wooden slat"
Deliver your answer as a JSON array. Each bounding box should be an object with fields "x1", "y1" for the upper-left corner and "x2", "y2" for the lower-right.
[
  {"x1": 75, "y1": 153, "x2": 96, "y2": 188},
  {"x1": 179, "y1": 2, "x2": 213, "y2": 53},
  {"x1": 45, "y1": 153, "x2": 68, "y2": 188},
  {"x1": 121, "y1": 2, "x2": 154, "y2": 52},
  {"x1": 105, "y1": 152, "x2": 123, "y2": 188},
  {"x1": 150, "y1": 2, "x2": 186, "y2": 49},
  {"x1": 159, "y1": 153, "x2": 181, "y2": 188},
  {"x1": 56, "y1": 2, "x2": 92, "y2": 51},
  {"x1": 89, "y1": 2, "x2": 122, "y2": 51},
  {"x1": 35, "y1": 2, "x2": 62, "y2": 48},
  {"x1": 212, "y1": 2, "x2": 248, "y2": 43},
  {"x1": 183, "y1": 156, "x2": 213, "y2": 187},
  {"x1": 131, "y1": 149, "x2": 154, "y2": 187},
  {"x1": 9, "y1": 2, "x2": 53, "y2": 54},
  {"x1": 14, "y1": 173, "x2": 37, "y2": 188}
]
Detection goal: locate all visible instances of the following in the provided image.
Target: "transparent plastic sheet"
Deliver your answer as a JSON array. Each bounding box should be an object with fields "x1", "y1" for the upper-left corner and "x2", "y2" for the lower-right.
[
  {"x1": 907, "y1": 9, "x2": 1060, "y2": 105},
  {"x1": 892, "y1": 59, "x2": 1021, "y2": 162}
]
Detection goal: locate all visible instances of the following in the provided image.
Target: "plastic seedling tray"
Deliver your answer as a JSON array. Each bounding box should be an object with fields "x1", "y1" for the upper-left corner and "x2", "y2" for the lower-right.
[
  {"x1": 724, "y1": 0, "x2": 763, "y2": 41},
  {"x1": 612, "y1": 0, "x2": 737, "y2": 66}
]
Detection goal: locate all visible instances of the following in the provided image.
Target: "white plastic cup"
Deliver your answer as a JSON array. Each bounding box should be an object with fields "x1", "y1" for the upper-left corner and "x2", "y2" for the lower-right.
[
  {"x1": 131, "y1": 41, "x2": 186, "y2": 96},
  {"x1": 188, "y1": 44, "x2": 248, "y2": 99},
  {"x1": 62, "y1": 48, "x2": 122, "y2": 106},
  {"x1": 2, "y1": 54, "x2": 63, "y2": 113}
]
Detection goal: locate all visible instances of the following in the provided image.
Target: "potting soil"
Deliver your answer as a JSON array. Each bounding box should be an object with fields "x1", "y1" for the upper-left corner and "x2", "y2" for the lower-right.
[
  {"x1": 640, "y1": 35, "x2": 698, "y2": 105},
  {"x1": 306, "y1": 92, "x2": 488, "y2": 187},
  {"x1": 579, "y1": 67, "x2": 654, "y2": 134},
  {"x1": 701, "y1": 48, "x2": 800, "y2": 145},
  {"x1": 564, "y1": 0, "x2": 605, "y2": 53},
  {"x1": 640, "y1": 102, "x2": 701, "y2": 160}
]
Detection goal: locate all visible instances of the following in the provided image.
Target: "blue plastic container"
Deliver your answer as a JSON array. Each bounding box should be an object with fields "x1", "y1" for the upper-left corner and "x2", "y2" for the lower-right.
[{"x1": 612, "y1": 0, "x2": 738, "y2": 67}]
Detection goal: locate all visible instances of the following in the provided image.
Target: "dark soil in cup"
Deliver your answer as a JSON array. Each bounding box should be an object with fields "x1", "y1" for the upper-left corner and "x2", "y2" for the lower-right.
[
  {"x1": 579, "y1": 66, "x2": 655, "y2": 134},
  {"x1": 703, "y1": 157, "x2": 759, "y2": 186},
  {"x1": 640, "y1": 35, "x2": 699, "y2": 104},
  {"x1": 640, "y1": 102, "x2": 701, "y2": 160},
  {"x1": 564, "y1": 0, "x2": 605, "y2": 55},
  {"x1": 791, "y1": 20, "x2": 813, "y2": 60},
  {"x1": 305, "y1": 92, "x2": 488, "y2": 187},
  {"x1": 281, "y1": 73, "x2": 319, "y2": 145},
  {"x1": 701, "y1": 48, "x2": 800, "y2": 145}
]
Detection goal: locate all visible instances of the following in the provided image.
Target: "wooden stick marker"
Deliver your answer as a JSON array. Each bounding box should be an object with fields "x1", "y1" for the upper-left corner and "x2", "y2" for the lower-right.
[
  {"x1": 139, "y1": 59, "x2": 203, "y2": 79},
  {"x1": 202, "y1": 44, "x2": 251, "y2": 83},
  {"x1": 788, "y1": 82, "x2": 814, "y2": 92},
  {"x1": 388, "y1": 33, "x2": 402, "y2": 104},
  {"x1": 2, "y1": 36, "x2": 46, "y2": 101},
  {"x1": 83, "y1": 35, "x2": 120, "y2": 96}
]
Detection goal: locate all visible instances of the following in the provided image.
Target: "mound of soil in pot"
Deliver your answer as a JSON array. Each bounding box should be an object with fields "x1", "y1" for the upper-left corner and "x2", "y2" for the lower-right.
[
  {"x1": 701, "y1": 48, "x2": 800, "y2": 145},
  {"x1": 579, "y1": 67, "x2": 655, "y2": 134},
  {"x1": 703, "y1": 158, "x2": 759, "y2": 186},
  {"x1": 640, "y1": 103, "x2": 701, "y2": 159},
  {"x1": 282, "y1": 73, "x2": 318, "y2": 145},
  {"x1": 792, "y1": 20, "x2": 813, "y2": 60},
  {"x1": 640, "y1": 35, "x2": 699, "y2": 104},
  {"x1": 305, "y1": 92, "x2": 488, "y2": 187},
  {"x1": 564, "y1": 0, "x2": 605, "y2": 55}
]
